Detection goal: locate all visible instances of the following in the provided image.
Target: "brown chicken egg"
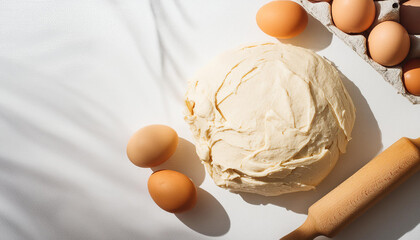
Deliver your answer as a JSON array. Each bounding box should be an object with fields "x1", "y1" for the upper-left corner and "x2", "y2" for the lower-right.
[
  {"x1": 332, "y1": 0, "x2": 376, "y2": 33},
  {"x1": 148, "y1": 170, "x2": 197, "y2": 213},
  {"x1": 256, "y1": 0, "x2": 308, "y2": 39},
  {"x1": 403, "y1": 58, "x2": 420, "y2": 96},
  {"x1": 367, "y1": 21, "x2": 410, "y2": 67},
  {"x1": 400, "y1": 0, "x2": 420, "y2": 35},
  {"x1": 127, "y1": 125, "x2": 178, "y2": 168}
]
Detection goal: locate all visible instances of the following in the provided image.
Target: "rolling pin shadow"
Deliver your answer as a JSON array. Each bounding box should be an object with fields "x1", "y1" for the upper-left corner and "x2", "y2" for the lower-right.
[{"x1": 281, "y1": 137, "x2": 420, "y2": 240}]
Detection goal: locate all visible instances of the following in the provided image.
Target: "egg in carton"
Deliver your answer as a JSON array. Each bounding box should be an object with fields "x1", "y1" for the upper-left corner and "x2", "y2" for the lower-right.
[{"x1": 295, "y1": 0, "x2": 420, "y2": 104}]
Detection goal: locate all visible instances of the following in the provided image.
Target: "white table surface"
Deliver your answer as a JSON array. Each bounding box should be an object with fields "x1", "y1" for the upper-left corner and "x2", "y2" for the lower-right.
[{"x1": 0, "y1": 0, "x2": 419, "y2": 239}]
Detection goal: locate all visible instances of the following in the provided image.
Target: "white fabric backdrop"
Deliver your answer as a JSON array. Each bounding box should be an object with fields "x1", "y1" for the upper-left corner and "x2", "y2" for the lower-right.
[{"x1": 0, "y1": 0, "x2": 419, "y2": 239}]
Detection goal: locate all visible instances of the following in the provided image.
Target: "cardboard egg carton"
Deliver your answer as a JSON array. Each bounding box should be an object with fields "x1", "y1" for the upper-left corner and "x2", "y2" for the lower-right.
[{"x1": 296, "y1": 0, "x2": 420, "y2": 104}]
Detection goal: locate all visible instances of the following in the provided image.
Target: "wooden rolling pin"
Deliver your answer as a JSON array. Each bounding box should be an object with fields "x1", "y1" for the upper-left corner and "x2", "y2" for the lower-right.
[{"x1": 281, "y1": 137, "x2": 420, "y2": 240}]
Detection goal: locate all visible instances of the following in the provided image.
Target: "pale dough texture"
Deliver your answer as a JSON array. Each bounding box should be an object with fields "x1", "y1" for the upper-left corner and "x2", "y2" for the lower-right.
[{"x1": 184, "y1": 42, "x2": 356, "y2": 196}]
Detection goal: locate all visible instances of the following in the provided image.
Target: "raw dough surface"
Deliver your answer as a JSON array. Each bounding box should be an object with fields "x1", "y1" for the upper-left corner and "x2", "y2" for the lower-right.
[{"x1": 185, "y1": 42, "x2": 356, "y2": 196}]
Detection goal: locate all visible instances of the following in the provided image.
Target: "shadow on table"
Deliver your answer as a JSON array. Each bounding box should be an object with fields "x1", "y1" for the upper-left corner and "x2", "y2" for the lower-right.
[
  {"x1": 311, "y1": 74, "x2": 420, "y2": 240},
  {"x1": 151, "y1": 139, "x2": 229, "y2": 236},
  {"x1": 277, "y1": 13, "x2": 332, "y2": 51},
  {"x1": 242, "y1": 70, "x2": 420, "y2": 239},
  {"x1": 240, "y1": 70, "x2": 383, "y2": 214},
  {"x1": 176, "y1": 188, "x2": 230, "y2": 237},
  {"x1": 152, "y1": 137, "x2": 205, "y2": 186},
  {"x1": 334, "y1": 174, "x2": 420, "y2": 240}
]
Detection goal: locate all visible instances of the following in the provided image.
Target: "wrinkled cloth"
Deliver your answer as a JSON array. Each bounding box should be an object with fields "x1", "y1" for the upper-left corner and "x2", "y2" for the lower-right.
[{"x1": 1, "y1": 1, "x2": 420, "y2": 240}]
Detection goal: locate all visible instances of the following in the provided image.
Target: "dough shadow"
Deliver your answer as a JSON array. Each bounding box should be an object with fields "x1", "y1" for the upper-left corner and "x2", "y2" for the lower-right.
[
  {"x1": 151, "y1": 138, "x2": 205, "y2": 186},
  {"x1": 175, "y1": 188, "x2": 231, "y2": 237},
  {"x1": 277, "y1": 14, "x2": 332, "y2": 51},
  {"x1": 333, "y1": 72, "x2": 420, "y2": 238},
  {"x1": 240, "y1": 70, "x2": 383, "y2": 215}
]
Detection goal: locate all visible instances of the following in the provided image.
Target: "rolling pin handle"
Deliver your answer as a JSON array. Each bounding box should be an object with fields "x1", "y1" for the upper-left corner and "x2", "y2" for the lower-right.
[
  {"x1": 410, "y1": 137, "x2": 420, "y2": 149},
  {"x1": 280, "y1": 215, "x2": 320, "y2": 240},
  {"x1": 281, "y1": 137, "x2": 420, "y2": 239}
]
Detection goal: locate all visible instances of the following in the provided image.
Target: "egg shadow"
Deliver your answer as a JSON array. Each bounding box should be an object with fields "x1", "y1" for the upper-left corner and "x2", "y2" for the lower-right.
[
  {"x1": 277, "y1": 13, "x2": 333, "y2": 51},
  {"x1": 175, "y1": 188, "x2": 231, "y2": 237},
  {"x1": 151, "y1": 137, "x2": 205, "y2": 186},
  {"x1": 240, "y1": 69, "x2": 383, "y2": 215}
]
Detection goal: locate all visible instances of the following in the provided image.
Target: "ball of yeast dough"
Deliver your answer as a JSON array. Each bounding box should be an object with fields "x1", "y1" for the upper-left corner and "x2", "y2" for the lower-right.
[{"x1": 184, "y1": 42, "x2": 355, "y2": 196}]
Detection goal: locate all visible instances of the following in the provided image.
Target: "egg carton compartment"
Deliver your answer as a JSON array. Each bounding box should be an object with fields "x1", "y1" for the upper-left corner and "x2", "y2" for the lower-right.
[{"x1": 296, "y1": 0, "x2": 420, "y2": 104}]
